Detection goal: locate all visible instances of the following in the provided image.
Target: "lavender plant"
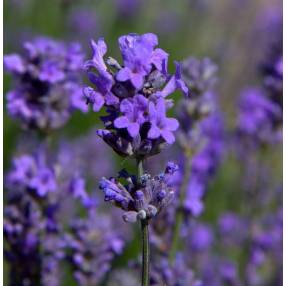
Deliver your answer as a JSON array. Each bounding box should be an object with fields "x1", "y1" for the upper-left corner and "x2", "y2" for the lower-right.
[
  {"x1": 4, "y1": 37, "x2": 87, "y2": 131},
  {"x1": 168, "y1": 57, "x2": 225, "y2": 261},
  {"x1": 83, "y1": 33, "x2": 186, "y2": 285}
]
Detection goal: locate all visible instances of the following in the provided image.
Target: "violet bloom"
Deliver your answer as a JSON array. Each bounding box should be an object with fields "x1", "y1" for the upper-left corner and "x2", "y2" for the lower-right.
[
  {"x1": 148, "y1": 98, "x2": 179, "y2": 144},
  {"x1": 99, "y1": 162, "x2": 178, "y2": 223},
  {"x1": 4, "y1": 193, "x2": 43, "y2": 285},
  {"x1": 184, "y1": 112, "x2": 224, "y2": 216},
  {"x1": 237, "y1": 87, "x2": 282, "y2": 144},
  {"x1": 84, "y1": 33, "x2": 186, "y2": 158},
  {"x1": 114, "y1": 94, "x2": 148, "y2": 137},
  {"x1": 181, "y1": 57, "x2": 218, "y2": 96},
  {"x1": 4, "y1": 37, "x2": 87, "y2": 130},
  {"x1": 64, "y1": 210, "x2": 127, "y2": 285},
  {"x1": 7, "y1": 153, "x2": 57, "y2": 198},
  {"x1": 150, "y1": 254, "x2": 202, "y2": 286},
  {"x1": 4, "y1": 147, "x2": 92, "y2": 286}
]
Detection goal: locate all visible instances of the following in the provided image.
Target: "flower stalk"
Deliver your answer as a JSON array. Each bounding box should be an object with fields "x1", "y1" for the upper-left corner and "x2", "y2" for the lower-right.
[{"x1": 137, "y1": 159, "x2": 150, "y2": 286}]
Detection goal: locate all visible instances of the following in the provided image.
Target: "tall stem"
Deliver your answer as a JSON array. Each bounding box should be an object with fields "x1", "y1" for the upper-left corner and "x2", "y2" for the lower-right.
[
  {"x1": 141, "y1": 219, "x2": 150, "y2": 286},
  {"x1": 169, "y1": 157, "x2": 192, "y2": 262},
  {"x1": 137, "y1": 159, "x2": 150, "y2": 286}
]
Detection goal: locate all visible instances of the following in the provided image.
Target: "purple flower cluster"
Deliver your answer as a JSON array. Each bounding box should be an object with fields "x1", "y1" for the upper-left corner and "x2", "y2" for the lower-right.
[
  {"x1": 4, "y1": 191, "x2": 44, "y2": 285},
  {"x1": 181, "y1": 57, "x2": 218, "y2": 96},
  {"x1": 4, "y1": 37, "x2": 87, "y2": 130},
  {"x1": 150, "y1": 255, "x2": 202, "y2": 286},
  {"x1": 64, "y1": 209, "x2": 127, "y2": 285},
  {"x1": 259, "y1": 8, "x2": 282, "y2": 107},
  {"x1": 4, "y1": 154, "x2": 66, "y2": 286},
  {"x1": 4, "y1": 149, "x2": 91, "y2": 285},
  {"x1": 100, "y1": 162, "x2": 178, "y2": 223},
  {"x1": 184, "y1": 113, "x2": 224, "y2": 216},
  {"x1": 7, "y1": 152, "x2": 57, "y2": 198},
  {"x1": 84, "y1": 33, "x2": 187, "y2": 158},
  {"x1": 176, "y1": 57, "x2": 224, "y2": 216},
  {"x1": 237, "y1": 87, "x2": 282, "y2": 144}
]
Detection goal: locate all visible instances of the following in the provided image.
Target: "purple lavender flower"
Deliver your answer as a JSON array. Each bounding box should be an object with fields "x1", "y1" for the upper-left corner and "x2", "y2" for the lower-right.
[
  {"x1": 114, "y1": 94, "x2": 148, "y2": 137},
  {"x1": 100, "y1": 162, "x2": 178, "y2": 222},
  {"x1": 4, "y1": 37, "x2": 87, "y2": 130},
  {"x1": 7, "y1": 153, "x2": 57, "y2": 198},
  {"x1": 189, "y1": 223, "x2": 213, "y2": 251},
  {"x1": 237, "y1": 87, "x2": 282, "y2": 144},
  {"x1": 84, "y1": 33, "x2": 186, "y2": 158},
  {"x1": 4, "y1": 193, "x2": 43, "y2": 285},
  {"x1": 64, "y1": 210, "x2": 127, "y2": 285},
  {"x1": 183, "y1": 112, "x2": 224, "y2": 216},
  {"x1": 150, "y1": 254, "x2": 202, "y2": 286},
  {"x1": 148, "y1": 98, "x2": 179, "y2": 144},
  {"x1": 181, "y1": 57, "x2": 218, "y2": 96},
  {"x1": 4, "y1": 147, "x2": 93, "y2": 285}
]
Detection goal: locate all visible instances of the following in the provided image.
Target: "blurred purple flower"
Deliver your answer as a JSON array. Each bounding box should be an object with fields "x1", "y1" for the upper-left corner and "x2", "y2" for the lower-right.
[{"x1": 4, "y1": 37, "x2": 87, "y2": 130}]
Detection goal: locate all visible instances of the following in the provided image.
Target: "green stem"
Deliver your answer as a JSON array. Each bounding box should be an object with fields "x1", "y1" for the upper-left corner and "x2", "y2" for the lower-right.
[
  {"x1": 141, "y1": 219, "x2": 150, "y2": 286},
  {"x1": 137, "y1": 159, "x2": 144, "y2": 178},
  {"x1": 137, "y1": 159, "x2": 150, "y2": 286},
  {"x1": 169, "y1": 158, "x2": 192, "y2": 262}
]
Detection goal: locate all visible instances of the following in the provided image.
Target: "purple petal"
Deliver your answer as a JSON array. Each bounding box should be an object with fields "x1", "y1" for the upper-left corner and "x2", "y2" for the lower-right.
[
  {"x1": 130, "y1": 73, "x2": 144, "y2": 89},
  {"x1": 127, "y1": 122, "x2": 140, "y2": 137},
  {"x1": 105, "y1": 92, "x2": 119, "y2": 105},
  {"x1": 116, "y1": 67, "x2": 131, "y2": 82},
  {"x1": 85, "y1": 38, "x2": 108, "y2": 73},
  {"x1": 83, "y1": 87, "x2": 104, "y2": 112},
  {"x1": 151, "y1": 48, "x2": 169, "y2": 72},
  {"x1": 114, "y1": 116, "x2": 130, "y2": 128},
  {"x1": 157, "y1": 76, "x2": 176, "y2": 98},
  {"x1": 120, "y1": 98, "x2": 133, "y2": 114},
  {"x1": 156, "y1": 98, "x2": 166, "y2": 116},
  {"x1": 165, "y1": 118, "x2": 179, "y2": 131},
  {"x1": 4, "y1": 54, "x2": 25, "y2": 74},
  {"x1": 148, "y1": 124, "x2": 161, "y2": 139},
  {"x1": 161, "y1": 130, "x2": 175, "y2": 144}
]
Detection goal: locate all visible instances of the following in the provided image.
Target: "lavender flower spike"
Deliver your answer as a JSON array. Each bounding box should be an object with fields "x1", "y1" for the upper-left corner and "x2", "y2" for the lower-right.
[
  {"x1": 4, "y1": 37, "x2": 87, "y2": 130},
  {"x1": 84, "y1": 33, "x2": 187, "y2": 159},
  {"x1": 99, "y1": 162, "x2": 178, "y2": 223}
]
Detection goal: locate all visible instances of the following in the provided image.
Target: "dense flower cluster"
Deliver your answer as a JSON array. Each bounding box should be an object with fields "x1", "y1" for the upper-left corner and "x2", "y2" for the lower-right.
[
  {"x1": 260, "y1": 9, "x2": 282, "y2": 107},
  {"x1": 4, "y1": 147, "x2": 123, "y2": 285},
  {"x1": 84, "y1": 33, "x2": 187, "y2": 158},
  {"x1": 100, "y1": 162, "x2": 178, "y2": 223},
  {"x1": 4, "y1": 37, "x2": 87, "y2": 130},
  {"x1": 64, "y1": 210, "x2": 127, "y2": 285},
  {"x1": 7, "y1": 152, "x2": 57, "y2": 197},
  {"x1": 237, "y1": 10, "x2": 282, "y2": 146},
  {"x1": 183, "y1": 112, "x2": 224, "y2": 215},
  {"x1": 182, "y1": 208, "x2": 283, "y2": 285},
  {"x1": 237, "y1": 87, "x2": 282, "y2": 144},
  {"x1": 4, "y1": 151, "x2": 67, "y2": 285},
  {"x1": 150, "y1": 255, "x2": 202, "y2": 286},
  {"x1": 175, "y1": 57, "x2": 224, "y2": 216}
]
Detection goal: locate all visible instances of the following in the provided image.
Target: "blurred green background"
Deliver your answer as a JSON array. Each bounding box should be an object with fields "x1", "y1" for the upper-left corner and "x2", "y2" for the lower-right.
[{"x1": 3, "y1": 0, "x2": 282, "y2": 285}]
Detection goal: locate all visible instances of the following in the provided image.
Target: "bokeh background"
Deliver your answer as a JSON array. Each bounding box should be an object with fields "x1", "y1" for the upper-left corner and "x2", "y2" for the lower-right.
[{"x1": 3, "y1": 0, "x2": 282, "y2": 285}]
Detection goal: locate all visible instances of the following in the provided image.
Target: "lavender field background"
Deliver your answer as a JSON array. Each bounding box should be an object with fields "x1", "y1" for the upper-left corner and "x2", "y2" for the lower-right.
[{"x1": 3, "y1": 0, "x2": 282, "y2": 285}]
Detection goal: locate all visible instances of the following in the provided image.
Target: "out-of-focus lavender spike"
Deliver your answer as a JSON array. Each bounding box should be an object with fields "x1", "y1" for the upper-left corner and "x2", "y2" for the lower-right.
[{"x1": 4, "y1": 37, "x2": 87, "y2": 131}]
